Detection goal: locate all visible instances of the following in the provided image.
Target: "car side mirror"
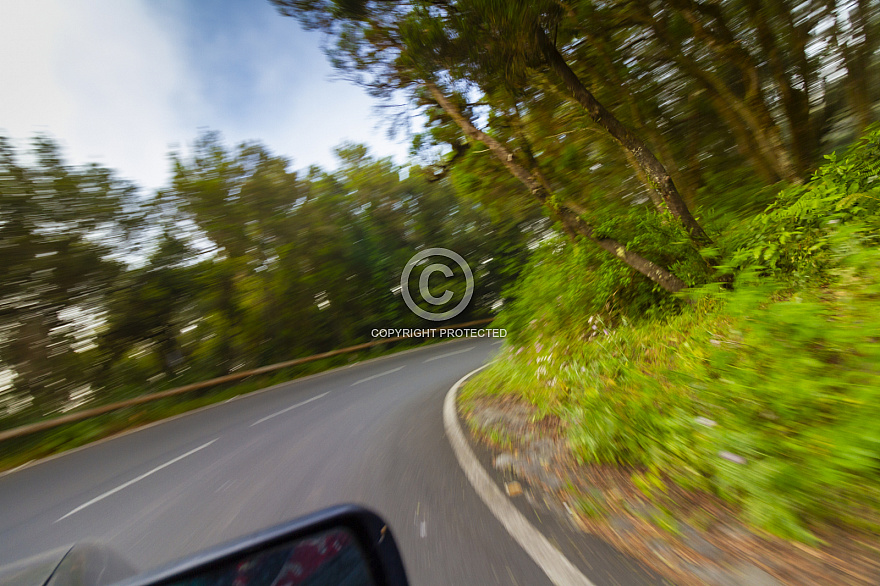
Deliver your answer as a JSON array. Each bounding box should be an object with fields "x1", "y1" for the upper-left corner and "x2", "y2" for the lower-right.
[{"x1": 117, "y1": 505, "x2": 408, "y2": 586}]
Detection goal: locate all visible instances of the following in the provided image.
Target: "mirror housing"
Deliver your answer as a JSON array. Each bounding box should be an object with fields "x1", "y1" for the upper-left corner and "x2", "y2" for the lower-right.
[{"x1": 117, "y1": 504, "x2": 408, "y2": 586}]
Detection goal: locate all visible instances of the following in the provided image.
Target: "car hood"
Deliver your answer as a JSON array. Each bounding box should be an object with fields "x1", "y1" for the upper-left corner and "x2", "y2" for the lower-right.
[{"x1": 0, "y1": 543, "x2": 137, "y2": 586}]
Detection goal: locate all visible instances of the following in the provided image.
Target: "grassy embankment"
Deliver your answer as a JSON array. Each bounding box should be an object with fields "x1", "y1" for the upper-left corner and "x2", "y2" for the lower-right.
[{"x1": 462, "y1": 128, "x2": 880, "y2": 544}]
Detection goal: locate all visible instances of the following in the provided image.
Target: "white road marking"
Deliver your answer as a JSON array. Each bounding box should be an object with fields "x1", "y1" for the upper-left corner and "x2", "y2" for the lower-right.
[
  {"x1": 420, "y1": 521, "x2": 427, "y2": 538},
  {"x1": 422, "y1": 346, "x2": 474, "y2": 363},
  {"x1": 250, "y1": 392, "x2": 329, "y2": 427},
  {"x1": 351, "y1": 366, "x2": 404, "y2": 386},
  {"x1": 0, "y1": 339, "x2": 470, "y2": 482},
  {"x1": 443, "y1": 367, "x2": 595, "y2": 586},
  {"x1": 492, "y1": 341, "x2": 503, "y2": 346},
  {"x1": 55, "y1": 439, "x2": 218, "y2": 523}
]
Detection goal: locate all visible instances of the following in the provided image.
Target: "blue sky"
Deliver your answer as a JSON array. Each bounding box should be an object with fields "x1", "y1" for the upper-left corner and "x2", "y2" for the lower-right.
[{"x1": 0, "y1": 0, "x2": 415, "y2": 191}]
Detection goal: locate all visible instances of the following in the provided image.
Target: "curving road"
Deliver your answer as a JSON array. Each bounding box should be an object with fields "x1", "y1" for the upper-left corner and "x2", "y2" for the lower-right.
[{"x1": 0, "y1": 339, "x2": 660, "y2": 585}]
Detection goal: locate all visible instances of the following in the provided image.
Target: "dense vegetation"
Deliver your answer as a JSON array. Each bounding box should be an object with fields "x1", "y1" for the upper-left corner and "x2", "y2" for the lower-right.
[
  {"x1": 0, "y1": 134, "x2": 534, "y2": 429},
  {"x1": 277, "y1": 0, "x2": 878, "y2": 292},
  {"x1": 269, "y1": 0, "x2": 880, "y2": 541},
  {"x1": 2, "y1": 0, "x2": 880, "y2": 544},
  {"x1": 479, "y1": 131, "x2": 880, "y2": 541}
]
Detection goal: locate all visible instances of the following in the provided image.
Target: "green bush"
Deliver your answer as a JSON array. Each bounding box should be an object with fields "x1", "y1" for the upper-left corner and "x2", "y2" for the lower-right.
[
  {"x1": 696, "y1": 250, "x2": 880, "y2": 541},
  {"x1": 472, "y1": 128, "x2": 880, "y2": 542},
  {"x1": 497, "y1": 210, "x2": 711, "y2": 344},
  {"x1": 725, "y1": 124, "x2": 880, "y2": 286}
]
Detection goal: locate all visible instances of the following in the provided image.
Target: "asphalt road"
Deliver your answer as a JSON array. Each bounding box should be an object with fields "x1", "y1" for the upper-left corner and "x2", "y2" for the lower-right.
[{"x1": 0, "y1": 338, "x2": 659, "y2": 585}]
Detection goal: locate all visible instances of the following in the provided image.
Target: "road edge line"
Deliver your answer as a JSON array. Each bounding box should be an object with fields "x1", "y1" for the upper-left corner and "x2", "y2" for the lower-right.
[{"x1": 443, "y1": 365, "x2": 595, "y2": 586}]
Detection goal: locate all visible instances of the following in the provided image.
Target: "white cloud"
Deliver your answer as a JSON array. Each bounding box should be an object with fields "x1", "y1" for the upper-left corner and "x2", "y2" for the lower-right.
[
  {"x1": 0, "y1": 0, "x2": 415, "y2": 192},
  {"x1": 0, "y1": 0, "x2": 206, "y2": 191}
]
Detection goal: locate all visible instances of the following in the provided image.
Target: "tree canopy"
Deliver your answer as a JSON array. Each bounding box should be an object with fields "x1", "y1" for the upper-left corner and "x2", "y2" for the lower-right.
[
  {"x1": 273, "y1": 0, "x2": 879, "y2": 292},
  {"x1": 0, "y1": 132, "x2": 533, "y2": 422}
]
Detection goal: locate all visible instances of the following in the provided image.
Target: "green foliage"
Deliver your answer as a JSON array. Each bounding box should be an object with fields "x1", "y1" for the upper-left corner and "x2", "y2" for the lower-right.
[
  {"x1": 594, "y1": 208, "x2": 713, "y2": 290},
  {"x1": 696, "y1": 168, "x2": 781, "y2": 226},
  {"x1": 471, "y1": 132, "x2": 880, "y2": 542},
  {"x1": 497, "y1": 206, "x2": 714, "y2": 346},
  {"x1": 1, "y1": 132, "x2": 531, "y2": 432},
  {"x1": 726, "y1": 125, "x2": 880, "y2": 285},
  {"x1": 0, "y1": 135, "x2": 144, "y2": 413},
  {"x1": 695, "y1": 255, "x2": 880, "y2": 542},
  {"x1": 496, "y1": 238, "x2": 599, "y2": 344}
]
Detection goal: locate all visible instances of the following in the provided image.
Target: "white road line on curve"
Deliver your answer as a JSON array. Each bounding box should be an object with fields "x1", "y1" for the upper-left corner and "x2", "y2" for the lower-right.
[
  {"x1": 443, "y1": 366, "x2": 595, "y2": 586},
  {"x1": 350, "y1": 366, "x2": 404, "y2": 386},
  {"x1": 250, "y1": 392, "x2": 329, "y2": 427},
  {"x1": 422, "y1": 346, "x2": 474, "y2": 363},
  {"x1": 55, "y1": 439, "x2": 219, "y2": 523}
]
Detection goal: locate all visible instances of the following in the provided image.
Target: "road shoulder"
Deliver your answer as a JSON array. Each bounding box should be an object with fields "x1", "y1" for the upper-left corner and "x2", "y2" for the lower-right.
[
  {"x1": 457, "y1": 386, "x2": 880, "y2": 585},
  {"x1": 444, "y1": 366, "x2": 665, "y2": 586}
]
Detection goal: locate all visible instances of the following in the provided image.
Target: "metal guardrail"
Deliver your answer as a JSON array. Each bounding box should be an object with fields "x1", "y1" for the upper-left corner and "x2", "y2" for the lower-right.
[{"x1": 0, "y1": 318, "x2": 496, "y2": 442}]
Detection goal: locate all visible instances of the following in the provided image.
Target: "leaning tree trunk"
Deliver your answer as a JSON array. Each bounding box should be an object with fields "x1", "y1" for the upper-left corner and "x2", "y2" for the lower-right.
[
  {"x1": 426, "y1": 82, "x2": 687, "y2": 294},
  {"x1": 532, "y1": 26, "x2": 711, "y2": 247}
]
